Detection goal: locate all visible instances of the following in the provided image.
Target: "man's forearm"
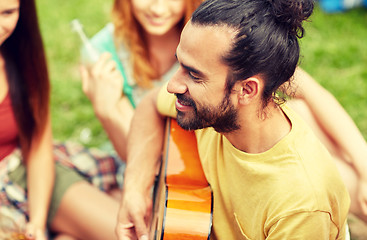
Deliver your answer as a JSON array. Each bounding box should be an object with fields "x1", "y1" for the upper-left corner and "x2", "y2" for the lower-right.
[
  {"x1": 124, "y1": 88, "x2": 166, "y2": 194},
  {"x1": 97, "y1": 96, "x2": 134, "y2": 161}
]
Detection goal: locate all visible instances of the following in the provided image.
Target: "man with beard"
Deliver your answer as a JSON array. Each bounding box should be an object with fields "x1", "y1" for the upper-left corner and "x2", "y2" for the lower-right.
[{"x1": 116, "y1": 0, "x2": 350, "y2": 239}]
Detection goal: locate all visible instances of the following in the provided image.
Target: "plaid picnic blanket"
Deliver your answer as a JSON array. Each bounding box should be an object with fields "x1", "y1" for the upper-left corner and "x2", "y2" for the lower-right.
[{"x1": 0, "y1": 141, "x2": 125, "y2": 229}]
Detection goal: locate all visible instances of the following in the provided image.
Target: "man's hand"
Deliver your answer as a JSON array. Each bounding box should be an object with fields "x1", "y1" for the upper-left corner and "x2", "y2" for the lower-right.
[
  {"x1": 116, "y1": 189, "x2": 153, "y2": 240},
  {"x1": 115, "y1": 86, "x2": 166, "y2": 240}
]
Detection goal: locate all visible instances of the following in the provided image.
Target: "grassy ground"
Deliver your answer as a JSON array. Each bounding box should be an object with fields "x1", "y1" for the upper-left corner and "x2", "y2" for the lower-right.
[
  {"x1": 36, "y1": 0, "x2": 113, "y2": 148},
  {"x1": 36, "y1": 1, "x2": 367, "y2": 149},
  {"x1": 299, "y1": 6, "x2": 367, "y2": 142}
]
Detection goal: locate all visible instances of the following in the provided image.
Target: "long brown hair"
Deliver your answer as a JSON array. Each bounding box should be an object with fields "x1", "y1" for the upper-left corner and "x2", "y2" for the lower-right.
[
  {"x1": 0, "y1": 0, "x2": 50, "y2": 160},
  {"x1": 112, "y1": 0, "x2": 203, "y2": 88}
]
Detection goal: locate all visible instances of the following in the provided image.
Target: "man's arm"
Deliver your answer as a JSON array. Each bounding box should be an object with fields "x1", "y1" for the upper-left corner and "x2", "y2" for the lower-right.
[{"x1": 116, "y1": 87, "x2": 166, "y2": 240}]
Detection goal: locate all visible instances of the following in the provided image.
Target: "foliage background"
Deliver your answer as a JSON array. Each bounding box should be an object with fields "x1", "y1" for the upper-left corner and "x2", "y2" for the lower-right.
[{"x1": 35, "y1": 1, "x2": 367, "y2": 148}]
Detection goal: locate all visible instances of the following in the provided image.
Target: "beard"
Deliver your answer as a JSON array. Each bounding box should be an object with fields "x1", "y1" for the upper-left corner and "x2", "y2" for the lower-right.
[{"x1": 175, "y1": 93, "x2": 240, "y2": 133}]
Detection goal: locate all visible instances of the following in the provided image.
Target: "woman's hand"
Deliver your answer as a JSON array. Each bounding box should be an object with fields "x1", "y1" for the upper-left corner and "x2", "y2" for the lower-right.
[
  {"x1": 80, "y1": 52, "x2": 124, "y2": 120},
  {"x1": 25, "y1": 222, "x2": 47, "y2": 240}
]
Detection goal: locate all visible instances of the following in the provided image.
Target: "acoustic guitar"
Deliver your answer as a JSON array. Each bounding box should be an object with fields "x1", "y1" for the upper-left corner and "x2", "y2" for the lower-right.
[{"x1": 150, "y1": 118, "x2": 213, "y2": 240}]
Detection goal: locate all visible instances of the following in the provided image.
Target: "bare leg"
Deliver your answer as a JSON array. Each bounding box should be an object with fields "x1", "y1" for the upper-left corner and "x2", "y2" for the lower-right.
[
  {"x1": 108, "y1": 188, "x2": 122, "y2": 201},
  {"x1": 50, "y1": 181, "x2": 120, "y2": 240},
  {"x1": 288, "y1": 99, "x2": 367, "y2": 223}
]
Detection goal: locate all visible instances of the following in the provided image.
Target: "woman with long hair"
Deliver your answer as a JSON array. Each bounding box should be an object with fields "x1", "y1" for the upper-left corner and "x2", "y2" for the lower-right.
[
  {"x1": 1, "y1": 0, "x2": 125, "y2": 239},
  {"x1": 1, "y1": 0, "x2": 53, "y2": 238},
  {"x1": 80, "y1": 0, "x2": 203, "y2": 162}
]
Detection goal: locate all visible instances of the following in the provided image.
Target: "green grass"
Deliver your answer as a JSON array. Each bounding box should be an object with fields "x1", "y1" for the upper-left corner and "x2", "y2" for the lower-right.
[
  {"x1": 36, "y1": 0, "x2": 113, "y2": 148},
  {"x1": 36, "y1": 1, "x2": 367, "y2": 148},
  {"x1": 299, "y1": 6, "x2": 367, "y2": 139}
]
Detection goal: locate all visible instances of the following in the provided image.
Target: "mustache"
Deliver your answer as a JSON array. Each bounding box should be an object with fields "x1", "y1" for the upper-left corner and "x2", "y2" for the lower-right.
[{"x1": 175, "y1": 94, "x2": 196, "y2": 107}]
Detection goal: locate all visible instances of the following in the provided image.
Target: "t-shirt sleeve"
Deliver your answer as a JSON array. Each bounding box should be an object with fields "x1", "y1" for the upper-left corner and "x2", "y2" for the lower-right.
[
  {"x1": 157, "y1": 83, "x2": 177, "y2": 118},
  {"x1": 267, "y1": 211, "x2": 342, "y2": 239}
]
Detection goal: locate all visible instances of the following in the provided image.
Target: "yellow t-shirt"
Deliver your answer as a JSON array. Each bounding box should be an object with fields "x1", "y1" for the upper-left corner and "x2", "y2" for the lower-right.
[{"x1": 157, "y1": 86, "x2": 350, "y2": 240}]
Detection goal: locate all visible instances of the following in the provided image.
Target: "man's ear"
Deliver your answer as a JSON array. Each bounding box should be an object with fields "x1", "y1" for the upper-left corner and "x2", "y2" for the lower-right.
[{"x1": 236, "y1": 77, "x2": 261, "y2": 105}]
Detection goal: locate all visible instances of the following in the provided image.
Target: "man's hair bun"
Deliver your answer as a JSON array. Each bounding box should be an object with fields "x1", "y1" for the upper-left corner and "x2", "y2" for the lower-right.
[{"x1": 268, "y1": 0, "x2": 314, "y2": 38}]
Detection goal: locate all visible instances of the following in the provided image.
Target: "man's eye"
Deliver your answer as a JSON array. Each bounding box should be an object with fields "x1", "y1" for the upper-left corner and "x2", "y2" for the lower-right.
[{"x1": 188, "y1": 72, "x2": 199, "y2": 80}]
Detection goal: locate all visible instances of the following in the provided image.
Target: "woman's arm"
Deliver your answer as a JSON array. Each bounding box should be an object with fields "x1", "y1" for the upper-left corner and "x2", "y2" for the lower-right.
[
  {"x1": 292, "y1": 68, "x2": 367, "y2": 174},
  {"x1": 26, "y1": 112, "x2": 54, "y2": 239},
  {"x1": 290, "y1": 67, "x2": 367, "y2": 217},
  {"x1": 80, "y1": 53, "x2": 133, "y2": 161}
]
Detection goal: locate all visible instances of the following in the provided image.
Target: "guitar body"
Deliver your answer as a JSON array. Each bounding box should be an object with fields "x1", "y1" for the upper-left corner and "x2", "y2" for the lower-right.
[{"x1": 150, "y1": 118, "x2": 213, "y2": 240}]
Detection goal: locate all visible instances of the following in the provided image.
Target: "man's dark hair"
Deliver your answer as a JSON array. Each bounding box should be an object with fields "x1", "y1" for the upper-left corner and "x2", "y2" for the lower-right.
[{"x1": 192, "y1": 0, "x2": 314, "y2": 106}]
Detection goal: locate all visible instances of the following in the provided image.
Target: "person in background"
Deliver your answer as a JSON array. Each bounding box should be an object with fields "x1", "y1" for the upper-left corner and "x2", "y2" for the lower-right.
[
  {"x1": 288, "y1": 69, "x2": 367, "y2": 225},
  {"x1": 80, "y1": 0, "x2": 203, "y2": 161},
  {"x1": 0, "y1": 0, "x2": 125, "y2": 239},
  {"x1": 115, "y1": 0, "x2": 351, "y2": 239}
]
